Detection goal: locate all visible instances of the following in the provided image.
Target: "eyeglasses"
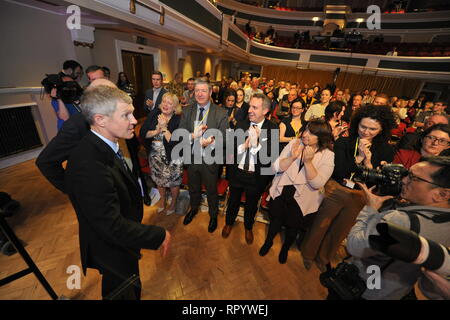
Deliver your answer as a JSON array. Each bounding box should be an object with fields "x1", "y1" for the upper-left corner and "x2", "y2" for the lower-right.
[
  {"x1": 291, "y1": 107, "x2": 303, "y2": 110},
  {"x1": 406, "y1": 172, "x2": 443, "y2": 187},
  {"x1": 424, "y1": 135, "x2": 450, "y2": 146}
]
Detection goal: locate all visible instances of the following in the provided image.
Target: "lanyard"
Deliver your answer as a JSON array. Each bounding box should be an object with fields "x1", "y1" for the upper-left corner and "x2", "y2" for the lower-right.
[
  {"x1": 349, "y1": 137, "x2": 360, "y2": 181},
  {"x1": 197, "y1": 107, "x2": 210, "y2": 125}
]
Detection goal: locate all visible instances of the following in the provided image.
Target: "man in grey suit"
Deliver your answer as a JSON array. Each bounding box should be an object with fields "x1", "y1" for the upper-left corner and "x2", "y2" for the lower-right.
[
  {"x1": 144, "y1": 71, "x2": 167, "y2": 113},
  {"x1": 178, "y1": 79, "x2": 228, "y2": 233}
]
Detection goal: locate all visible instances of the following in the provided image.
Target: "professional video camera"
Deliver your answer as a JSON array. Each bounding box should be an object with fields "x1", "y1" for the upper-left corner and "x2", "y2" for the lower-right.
[
  {"x1": 354, "y1": 163, "x2": 408, "y2": 196},
  {"x1": 41, "y1": 74, "x2": 83, "y2": 104},
  {"x1": 370, "y1": 222, "x2": 450, "y2": 278}
]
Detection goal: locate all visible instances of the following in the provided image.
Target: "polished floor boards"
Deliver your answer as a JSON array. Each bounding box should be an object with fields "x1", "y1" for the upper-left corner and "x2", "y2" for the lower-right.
[{"x1": 1, "y1": 159, "x2": 347, "y2": 300}]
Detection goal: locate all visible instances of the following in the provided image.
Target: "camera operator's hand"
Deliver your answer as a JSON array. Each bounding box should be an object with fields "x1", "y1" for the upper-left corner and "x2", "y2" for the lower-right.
[
  {"x1": 356, "y1": 182, "x2": 393, "y2": 211},
  {"x1": 50, "y1": 88, "x2": 58, "y2": 99},
  {"x1": 422, "y1": 268, "x2": 450, "y2": 300}
]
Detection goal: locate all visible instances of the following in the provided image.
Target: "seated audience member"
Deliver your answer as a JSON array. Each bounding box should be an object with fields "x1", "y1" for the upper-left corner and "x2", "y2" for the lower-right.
[
  {"x1": 277, "y1": 88, "x2": 302, "y2": 121},
  {"x1": 373, "y1": 93, "x2": 389, "y2": 106},
  {"x1": 324, "y1": 101, "x2": 348, "y2": 141},
  {"x1": 302, "y1": 88, "x2": 317, "y2": 109},
  {"x1": 304, "y1": 89, "x2": 332, "y2": 121},
  {"x1": 266, "y1": 90, "x2": 278, "y2": 117},
  {"x1": 341, "y1": 156, "x2": 450, "y2": 300},
  {"x1": 342, "y1": 94, "x2": 363, "y2": 123},
  {"x1": 301, "y1": 105, "x2": 396, "y2": 271},
  {"x1": 397, "y1": 114, "x2": 449, "y2": 150},
  {"x1": 279, "y1": 99, "x2": 304, "y2": 150},
  {"x1": 394, "y1": 124, "x2": 450, "y2": 169},
  {"x1": 413, "y1": 101, "x2": 434, "y2": 128},
  {"x1": 140, "y1": 93, "x2": 182, "y2": 215},
  {"x1": 234, "y1": 88, "x2": 250, "y2": 123},
  {"x1": 259, "y1": 119, "x2": 335, "y2": 264},
  {"x1": 244, "y1": 78, "x2": 263, "y2": 103}
]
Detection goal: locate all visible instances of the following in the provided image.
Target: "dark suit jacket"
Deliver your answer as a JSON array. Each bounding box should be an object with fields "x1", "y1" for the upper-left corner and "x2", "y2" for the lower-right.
[
  {"x1": 178, "y1": 102, "x2": 228, "y2": 164},
  {"x1": 65, "y1": 132, "x2": 165, "y2": 274},
  {"x1": 35, "y1": 112, "x2": 89, "y2": 193},
  {"x1": 144, "y1": 87, "x2": 167, "y2": 112},
  {"x1": 229, "y1": 118, "x2": 279, "y2": 191}
]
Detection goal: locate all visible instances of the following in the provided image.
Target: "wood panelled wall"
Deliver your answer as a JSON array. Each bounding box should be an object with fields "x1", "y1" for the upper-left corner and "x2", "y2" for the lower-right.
[{"x1": 262, "y1": 66, "x2": 423, "y2": 98}]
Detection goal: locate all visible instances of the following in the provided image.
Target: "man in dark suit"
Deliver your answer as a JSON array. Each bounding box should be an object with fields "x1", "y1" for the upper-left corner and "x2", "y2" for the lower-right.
[
  {"x1": 178, "y1": 79, "x2": 228, "y2": 233},
  {"x1": 36, "y1": 79, "x2": 152, "y2": 205},
  {"x1": 222, "y1": 93, "x2": 278, "y2": 244},
  {"x1": 65, "y1": 86, "x2": 170, "y2": 300},
  {"x1": 144, "y1": 71, "x2": 167, "y2": 113}
]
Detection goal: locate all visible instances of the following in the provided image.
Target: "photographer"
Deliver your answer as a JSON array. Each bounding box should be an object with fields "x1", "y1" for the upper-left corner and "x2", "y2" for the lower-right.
[
  {"x1": 343, "y1": 156, "x2": 450, "y2": 300},
  {"x1": 49, "y1": 75, "x2": 82, "y2": 130},
  {"x1": 59, "y1": 60, "x2": 83, "y2": 82}
]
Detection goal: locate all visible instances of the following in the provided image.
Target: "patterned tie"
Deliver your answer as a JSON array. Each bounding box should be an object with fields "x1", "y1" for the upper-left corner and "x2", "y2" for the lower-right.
[{"x1": 116, "y1": 149, "x2": 131, "y2": 173}]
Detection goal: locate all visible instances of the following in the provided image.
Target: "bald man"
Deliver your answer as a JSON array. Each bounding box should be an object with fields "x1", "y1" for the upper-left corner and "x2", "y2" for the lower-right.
[{"x1": 36, "y1": 80, "x2": 117, "y2": 192}]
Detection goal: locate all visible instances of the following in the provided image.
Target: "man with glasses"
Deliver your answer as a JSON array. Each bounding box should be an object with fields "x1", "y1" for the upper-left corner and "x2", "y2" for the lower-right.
[{"x1": 333, "y1": 156, "x2": 450, "y2": 300}]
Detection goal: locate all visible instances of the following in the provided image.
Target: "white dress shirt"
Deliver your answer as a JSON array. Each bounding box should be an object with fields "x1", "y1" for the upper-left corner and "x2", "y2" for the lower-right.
[{"x1": 237, "y1": 119, "x2": 265, "y2": 172}]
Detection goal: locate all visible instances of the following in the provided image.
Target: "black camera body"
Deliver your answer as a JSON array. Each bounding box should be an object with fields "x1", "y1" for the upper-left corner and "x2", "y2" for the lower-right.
[
  {"x1": 354, "y1": 163, "x2": 408, "y2": 196},
  {"x1": 319, "y1": 262, "x2": 367, "y2": 300},
  {"x1": 41, "y1": 73, "x2": 83, "y2": 104}
]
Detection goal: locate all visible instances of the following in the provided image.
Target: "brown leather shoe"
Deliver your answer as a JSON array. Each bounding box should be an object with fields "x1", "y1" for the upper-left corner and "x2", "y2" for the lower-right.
[
  {"x1": 245, "y1": 229, "x2": 254, "y2": 244},
  {"x1": 221, "y1": 225, "x2": 232, "y2": 238}
]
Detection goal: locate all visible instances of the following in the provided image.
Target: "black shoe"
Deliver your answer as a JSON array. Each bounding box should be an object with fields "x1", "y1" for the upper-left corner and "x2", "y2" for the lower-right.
[
  {"x1": 278, "y1": 248, "x2": 289, "y2": 264},
  {"x1": 296, "y1": 230, "x2": 306, "y2": 251},
  {"x1": 258, "y1": 240, "x2": 273, "y2": 256},
  {"x1": 183, "y1": 208, "x2": 198, "y2": 225},
  {"x1": 208, "y1": 216, "x2": 217, "y2": 233},
  {"x1": 143, "y1": 196, "x2": 152, "y2": 206}
]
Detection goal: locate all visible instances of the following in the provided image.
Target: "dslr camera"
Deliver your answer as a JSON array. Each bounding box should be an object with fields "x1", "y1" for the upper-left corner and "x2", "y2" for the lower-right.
[
  {"x1": 41, "y1": 74, "x2": 83, "y2": 104},
  {"x1": 354, "y1": 163, "x2": 408, "y2": 196},
  {"x1": 370, "y1": 222, "x2": 450, "y2": 278}
]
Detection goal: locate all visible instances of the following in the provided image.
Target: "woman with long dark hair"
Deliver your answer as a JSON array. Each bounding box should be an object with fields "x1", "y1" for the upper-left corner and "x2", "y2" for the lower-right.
[
  {"x1": 259, "y1": 119, "x2": 335, "y2": 264},
  {"x1": 116, "y1": 72, "x2": 135, "y2": 99}
]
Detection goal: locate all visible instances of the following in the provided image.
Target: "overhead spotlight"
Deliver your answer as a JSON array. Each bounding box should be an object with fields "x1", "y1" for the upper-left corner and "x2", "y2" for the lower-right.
[
  {"x1": 312, "y1": 17, "x2": 320, "y2": 22},
  {"x1": 356, "y1": 18, "x2": 364, "y2": 23}
]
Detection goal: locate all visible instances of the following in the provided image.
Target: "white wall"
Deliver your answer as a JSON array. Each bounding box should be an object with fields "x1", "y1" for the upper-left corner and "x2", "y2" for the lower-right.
[{"x1": 0, "y1": 1, "x2": 76, "y2": 88}]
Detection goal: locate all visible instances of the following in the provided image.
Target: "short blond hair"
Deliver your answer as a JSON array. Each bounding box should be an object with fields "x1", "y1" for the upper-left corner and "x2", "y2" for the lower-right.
[{"x1": 160, "y1": 92, "x2": 181, "y2": 115}]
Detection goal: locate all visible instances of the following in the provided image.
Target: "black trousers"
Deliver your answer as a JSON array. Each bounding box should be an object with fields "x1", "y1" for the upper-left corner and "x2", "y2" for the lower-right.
[
  {"x1": 225, "y1": 169, "x2": 263, "y2": 230},
  {"x1": 264, "y1": 185, "x2": 316, "y2": 250},
  {"x1": 100, "y1": 259, "x2": 141, "y2": 300},
  {"x1": 187, "y1": 164, "x2": 219, "y2": 217}
]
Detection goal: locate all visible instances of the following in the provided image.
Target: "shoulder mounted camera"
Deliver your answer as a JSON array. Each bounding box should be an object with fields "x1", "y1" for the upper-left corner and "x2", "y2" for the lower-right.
[{"x1": 41, "y1": 73, "x2": 83, "y2": 104}]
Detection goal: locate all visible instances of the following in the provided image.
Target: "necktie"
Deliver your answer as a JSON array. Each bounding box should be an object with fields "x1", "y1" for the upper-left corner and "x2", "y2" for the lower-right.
[
  {"x1": 198, "y1": 107, "x2": 205, "y2": 123},
  {"x1": 116, "y1": 149, "x2": 131, "y2": 173},
  {"x1": 244, "y1": 123, "x2": 256, "y2": 171}
]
